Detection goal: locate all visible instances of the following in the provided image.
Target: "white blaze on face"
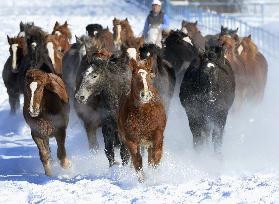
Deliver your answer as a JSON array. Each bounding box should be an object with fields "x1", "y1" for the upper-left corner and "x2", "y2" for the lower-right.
[
  {"x1": 182, "y1": 27, "x2": 188, "y2": 34},
  {"x1": 138, "y1": 69, "x2": 149, "y2": 93},
  {"x1": 183, "y1": 36, "x2": 193, "y2": 46},
  {"x1": 238, "y1": 44, "x2": 244, "y2": 55},
  {"x1": 116, "y1": 25, "x2": 121, "y2": 42},
  {"x1": 207, "y1": 62, "x2": 215, "y2": 68},
  {"x1": 55, "y1": 31, "x2": 62, "y2": 36},
  {"x1": 127, "y1": 48, "x2": 137, "y2": 60},
  {"x1": 11, "y1": 44, "x2": 19, "y2": 70},
  {"x1": 31, "y1": 42, "x2": 37, "y2": 50},
  {"x1": 46, "y1": 42, "x2": 55, "y2": 66},
  {"x1": 29, "y1": 82, "x2": 38, "y2": 114},
  {"x1": 93, "y1": 31, "x2": 98, "y2": 35}
]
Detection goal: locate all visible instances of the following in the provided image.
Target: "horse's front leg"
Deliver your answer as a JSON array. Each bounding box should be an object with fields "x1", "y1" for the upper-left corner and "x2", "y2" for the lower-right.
[
  {"x1": 212, "y1": 111, "x2": 228, "y2": 155},
  {"x1": 32, "y1": 131, "x2": 52, "y2": 176},
  {"x1": 84, "y1": 121, "x2": 99, "y2": 152},
  {"x1": 8, "y1": 90, "x2": 20, "y2": 115},
  {"x1": 127, "y1": 140, "x2": 144, "y2": 183},
  {"x1": 55, "y1": 127, "x2": 71, "y2": 169},
  {"x1": 148, "y1": 129, "x2": 164, "y2": 167}
]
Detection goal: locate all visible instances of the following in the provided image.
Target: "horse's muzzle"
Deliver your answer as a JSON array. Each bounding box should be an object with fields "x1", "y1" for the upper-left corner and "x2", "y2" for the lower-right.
[
  {"x1": 29, "y1": 109, "x2": 40, "y2": 118},
  {"x1": 140, "y1": 90, "x2": 153, "y2": 103},
  {"x1": 11, "y1": 67, "x2": 19, "y2": 74},
  {"x1": 75, "y1": 93, "x2": 87, "y2": 104}
]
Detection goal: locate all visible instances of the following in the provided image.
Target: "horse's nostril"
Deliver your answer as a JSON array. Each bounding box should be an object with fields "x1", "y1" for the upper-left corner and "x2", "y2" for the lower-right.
[{"x1": 80, "y1": 96, "x2": 85, "y2": 101}]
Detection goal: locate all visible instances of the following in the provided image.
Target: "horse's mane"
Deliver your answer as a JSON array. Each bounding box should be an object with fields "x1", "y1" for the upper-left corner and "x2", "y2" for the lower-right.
[
  {"x1": 121, "y1": 20, "x2": 134, "y2": 38},
  {"x1": 25, "y1": 26, "x2": 47, "y2": 43},
  {"x1": 54, "y1": 25, "x2": 72, "y2": 41},
  {"x1": 244, "y1": 37, "x2": 258, "y2": 59}
]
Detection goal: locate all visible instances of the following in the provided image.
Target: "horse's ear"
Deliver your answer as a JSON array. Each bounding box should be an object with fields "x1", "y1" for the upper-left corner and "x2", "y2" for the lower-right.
[
  {"x1": 64, "y1": 21, "x2": 68, "y2": 26},
  {"x1": 75, "y1": 35, "x2": 82, "y2": 44},
  {"x1": 195, "y1": 20, "x2": 198, "y2": 25},
  {"x1": 235, "y1": 27, "x2": 239, "y2": 32},
  {"x1": 54, "y1": 21, "x2": 59, "y2": 28},
  {"x1": 7, "y1": 35, "x2": 11, "y2": 44},
  {"x1": 125, "y1": 18, "x2": 129, "y2": 22},
  {"x1": 221, "y1": 25, "x2": 224, "y2": 31},
  {"x1": 20, "y1": 21, "x2": 24, "y2": 31},
  {"x1": 46, "y1": 73, "x2": 69, "y2": 103},
  {"x1": 181, "y1": 20, "x2": 186, "y2": 27},
  {"x1": 248, "y1": 34, "x2": 252, "y2": 39}
]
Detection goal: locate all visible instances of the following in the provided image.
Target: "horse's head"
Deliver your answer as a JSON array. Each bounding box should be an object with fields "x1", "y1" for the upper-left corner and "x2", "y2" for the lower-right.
[
  {"x1": 75, "y1": 57, "x2": 108, "y2": 104},
  {"x1": 52, "y1": 21, "x2": 72, "y2": 41},
  {"x1": 220, "y1": 25, "x2": 239, "y2": 38},
  {"x1": 86, "y1": 24, "x2": 103, "y2": 37},
  {"x1": 25, "y1": 69, "x2": 68, "y2": 117},
  {"x1": 205, "y1": 40, "x2": 226, "y2": 61},
  {"x1": 181, "y1": 20, "x2": 199, "y2": 38},
  {"x1": 236, "y1": 35, "x2": 258, "y2": 59},
  {"x1": 18, "y1": 21, "x2": 34, "y2": 37},
  {"x1": 219, "y1": 35, "x2": 239, "y2": 59},
  {"x1": 7, "y1": 35, "x2": 27, "y2": 73},
  {"x1": 45, "y1": 34, "x2": 64, "y2": 74},
  {"x1": 113, "y1": 18, "x2": 133, "y2": 47},
  {"x1": 128, "y1": 48, "x2": 154, "y2": 103}
]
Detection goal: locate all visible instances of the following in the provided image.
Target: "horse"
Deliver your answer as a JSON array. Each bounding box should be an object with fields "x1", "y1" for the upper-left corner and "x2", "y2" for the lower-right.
[
  {"x1": 2, "y1": 35, "x2": 27, "y2": 114},
  {"x1": 51, "y1": 21, "x2": 71, "y2": 54},
  {"x1": 18, "y1": 26, "x2": 55, "y2": 93},
  {"x1": 118, "y1": 51, "x2": 166, "y2": 182},
  {"x1": 93, "y1": 27, "x2": 114, "y2": 52},
  {"x1": 23, "y1": 69, "x2": 70, "y2": 176},
  {"x1": 45, "y1": 34, "x2": 64, "y2": 75},
  {"x1": 236, "y1": 35, "x2": 268, "y2": 104},
  {"x1": 179, "y1": 42, "x2": 235, "y2": 153},
  {"x1": 163, "y1": 30, "x2": 198, "y2": 85},
  {"x1": 75, "y1": 49, "x2": 131, "y2": 166},
  {"x1": 181, "y1": 20, "x2": 206, "y2": 52},
  {"x1": 205, "y1": 25, "x2": 239, "y2": 46},
  {"x1": 112, "y1": 18, "x2": 144, "y2": 51},
  {"x1": 86, "y1": 23, "x2": 103, "y2": 37},
  {"x1": 139, "y1": 43, "x2": 176, "y2": 112},
  {"x1": 219, "y1": 35, "x2": 248, "y2": 111}
]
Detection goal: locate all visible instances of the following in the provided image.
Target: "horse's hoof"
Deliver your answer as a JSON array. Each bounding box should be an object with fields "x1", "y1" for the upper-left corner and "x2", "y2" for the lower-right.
[
  {"x1": 44, "y1": 162, "x2": 52, "y2": 176},
  {"x1": 109, "y1": 161, "x2": 120, "y2": 167},
  {"x1": 61, "y1": 158, "x2": 72, "y2": 169}
]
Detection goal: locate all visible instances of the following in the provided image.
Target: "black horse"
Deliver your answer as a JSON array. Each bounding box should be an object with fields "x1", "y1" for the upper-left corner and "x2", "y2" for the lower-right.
[
  {"x1": 139, "y1": 43, "x2": 176, "y2": 112},
  {"x1": 205, "y1": 25, "x2": 239, "y2": 46},
  {"x1": 75, "y1": 52, "x2": 130, "y2": 166},
  {"x1": 163, "y1": 30, "x2": 198, "y2": 85},
  {"x1": 179, "y1": 42, "x2": 235, "y2": 153},
  {"x1": 86, "y1": 24, "x2": 103, "y2": 37}
]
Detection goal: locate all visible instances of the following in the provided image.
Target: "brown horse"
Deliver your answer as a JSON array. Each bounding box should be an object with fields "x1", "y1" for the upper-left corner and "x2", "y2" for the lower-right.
[
  {"x1": 93, "y1": 27, "x2": 114, "y2": 52},
  {"x1": 3, "y1": 36, "x2": 27, "y2": 114},
  {"x1": 236, "y1": 35, "x2": 268, "y2": 104},
  {"x1": 113, "y1": 18, "x2": 144, "y2": 51},
  {"x1": 219, "y1": 35, "x2": 249, "y2": 110},
  {"x1": 181, "y1": 20, "x2": 206, "y2": 51},
  {"x1": 45, "y1": 34, "x2": 64, "y2": 75},
  {"x1": 23, "y1": 69, "x2": 70, "y2": 176},
  {"x1": 118, "y1": 51, "x2": 166, "y2": 182},
  {"x1": 47, "y1": 21, "x2": 71, "y2": 74}
]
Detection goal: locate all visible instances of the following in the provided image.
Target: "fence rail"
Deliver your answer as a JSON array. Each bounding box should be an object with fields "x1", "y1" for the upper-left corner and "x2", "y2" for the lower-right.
[{"x1": 135, "y1": 0, "x2": 279, "y2": 57}]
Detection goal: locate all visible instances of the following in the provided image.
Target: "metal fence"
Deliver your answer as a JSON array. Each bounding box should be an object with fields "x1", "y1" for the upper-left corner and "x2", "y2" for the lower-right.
[{"x1": 134, "y1": 0, "x2": 279, "y2": 57}]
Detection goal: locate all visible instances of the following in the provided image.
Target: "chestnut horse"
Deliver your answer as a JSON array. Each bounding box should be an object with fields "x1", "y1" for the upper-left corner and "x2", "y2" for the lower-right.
[
  {"x1": 236, "y1": 35, "x2": 268, "y2": 104},
  {"x1": 113, "y1": 18, "x2": 144, "y2": 51},
  {"x1": 219, "y1": 35, "x2": 248, "y2": 111},
  {"x1": 3, "y1": 36, "x2": 27, "y2": 114},
  {"x1": 118, "y1": 52, "x2": 166, "y2": 182},
  {"x1": 93, "y1": 27, "x2": 114, "y2": 52},
  {"x1": 181, "y1": 20, "x2": 206, "y2": 52},
  {"x1": 47, "y1": 21, "x2": 71, "y2": 75},
  {"x1": 23, "y1": 69, "x2": 70, "y2": 176}
]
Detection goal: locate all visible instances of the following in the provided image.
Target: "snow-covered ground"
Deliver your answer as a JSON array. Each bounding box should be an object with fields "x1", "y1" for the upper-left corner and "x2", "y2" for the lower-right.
[{"x1": 1, "y1": 0, "x2": 279, "y2": 203}]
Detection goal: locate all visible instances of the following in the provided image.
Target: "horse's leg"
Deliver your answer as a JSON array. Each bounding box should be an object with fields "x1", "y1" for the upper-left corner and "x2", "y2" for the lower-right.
[
  {"x1": 102, "y1": 121, "x2": 118, "y2": 167},
  {"x1": 187, "y1": 113, "x2": 206, "y2": 151},
  {"x1": 127, "y1": 141, "x2": 144, "y2": 182},
  {"x1": 212, "y1": 111, "x2": 228, "y2": 155},
  {"x1": 120, "y1": 143, "x2": 130, "y2": 166},
  {"x1": 55, "y1": 128, "x2": 71, "y2": 169},
  {"x1": 84, "y1": 121, "x2": 99, "y2": 152},
  {"x1": 8, "y1": 90, "x2": 20, "y2": 115},
  {"x1": 32, "y1": 132, "x2": 51, "y2": 176},
  {"x1": 149, "y1": 129, "x2": 164, "y2": 167}
]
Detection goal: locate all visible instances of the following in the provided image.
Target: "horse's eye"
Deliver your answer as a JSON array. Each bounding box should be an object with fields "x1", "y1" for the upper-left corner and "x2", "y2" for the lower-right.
[{"x1": 92, "y1": 74, "x2": 98, "y2": 79}]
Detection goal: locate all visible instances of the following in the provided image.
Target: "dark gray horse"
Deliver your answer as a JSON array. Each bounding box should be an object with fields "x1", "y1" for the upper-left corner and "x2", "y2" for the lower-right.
[
  {"x1": 179, "y1": 42, "x2": 235, "y2": 153},
  {"x1": 139, "y1": 43, "x2": 176, "y2": 112},
  {"x1": 205, "y1": 25, "x2": 239, "y2": 46},
  {"x1": 62, "y1": 35, "x2": 92, "y2": 99},
  {"x1": 75, "y1": 53, "x2": 131, "y2": 167}
]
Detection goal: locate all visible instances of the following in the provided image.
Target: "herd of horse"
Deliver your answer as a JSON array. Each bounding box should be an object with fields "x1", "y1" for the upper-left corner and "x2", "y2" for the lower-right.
[{"x1": 2, "y1": 18, "x2": 268, "y2": 182}]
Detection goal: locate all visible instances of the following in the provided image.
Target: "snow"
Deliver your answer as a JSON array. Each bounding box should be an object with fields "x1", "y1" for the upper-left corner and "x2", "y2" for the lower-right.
[{"x1": 1, "y1": 0, "x2": 279, "y2": 203}]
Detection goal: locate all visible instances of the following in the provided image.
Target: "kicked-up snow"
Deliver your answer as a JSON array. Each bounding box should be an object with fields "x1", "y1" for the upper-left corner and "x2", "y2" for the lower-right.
[{"x1": 1, "y1": 0, "x2": 279, "y2": 203}]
